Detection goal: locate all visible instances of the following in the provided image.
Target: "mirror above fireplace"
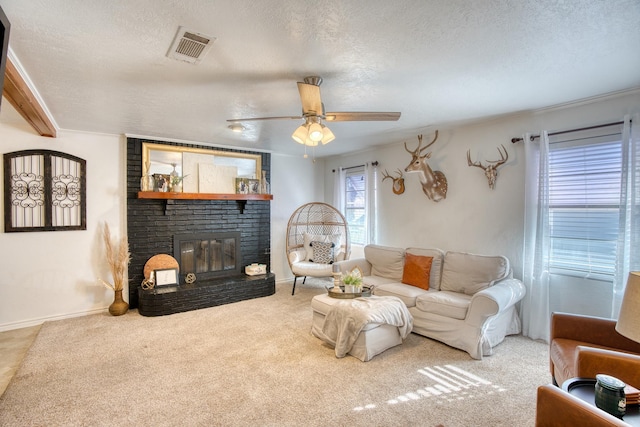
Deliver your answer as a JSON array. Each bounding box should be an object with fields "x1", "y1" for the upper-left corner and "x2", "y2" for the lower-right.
[{"x1": 141, "y1": 142, "x2": 262, "y2": 194}]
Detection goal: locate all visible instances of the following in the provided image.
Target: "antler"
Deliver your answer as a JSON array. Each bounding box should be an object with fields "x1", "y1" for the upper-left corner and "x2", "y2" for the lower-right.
[
  {"x1": 467, "y1": 150, "x2": 486, "y2": 170},
  {"x1": 489, "y1": 144, "x2": 509, "y2": 167},
  {"x1": 420, "y1": 130, "x2": 439, "y2": 153},
  {"x1": 467, "y1": 145, "x2": 509, "y2": 170},
  {"x1": 382, "y1": 169, "x2": 404, "y2": 181},
  {"x1": 404, "y1": 137, "x2": 420, "y2": 155},
  {"x1": 404, "y1": 131, "x2": 439, "y2": 155}
]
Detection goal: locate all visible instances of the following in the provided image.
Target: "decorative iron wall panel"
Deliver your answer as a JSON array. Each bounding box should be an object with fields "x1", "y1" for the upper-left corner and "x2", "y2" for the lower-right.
[{"x1": 3, "y1": 150, "x2": 86, "y2": 232}]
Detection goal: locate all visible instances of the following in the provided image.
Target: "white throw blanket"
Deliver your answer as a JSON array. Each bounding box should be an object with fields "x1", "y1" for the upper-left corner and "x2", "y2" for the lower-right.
[{"x1": 321, "y1": 296, "x2": 413, "y2": 358}]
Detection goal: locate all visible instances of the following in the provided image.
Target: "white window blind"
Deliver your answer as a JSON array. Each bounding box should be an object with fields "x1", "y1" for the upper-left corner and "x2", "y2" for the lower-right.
[
  {"x1": 548, "y1": 125, "x2": 623, "y2": 281},
  {"x1": 344, "y1": 167, "x2": 366, "y2": 245}
]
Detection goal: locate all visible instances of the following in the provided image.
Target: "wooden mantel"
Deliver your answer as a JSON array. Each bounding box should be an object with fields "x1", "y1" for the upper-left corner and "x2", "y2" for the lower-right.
[
  {"x1": 137, "y1": 191, "x2": 273, "y2": 214},
  {"x1": 2, "y1": 57, "x2": 57, "y2": 137},
  {"x1": 137, "y1": 191, "x2": 273, "y2": 201}
]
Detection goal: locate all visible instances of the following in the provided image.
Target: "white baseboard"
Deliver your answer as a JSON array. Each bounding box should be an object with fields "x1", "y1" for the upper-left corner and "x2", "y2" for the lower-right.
[
  {"x1": 1, "y1": 278, "x2": 304, "y2": 332},
  {"x1": 276, "y1": 276, "x2": 294, "y2": 284},
  {"x1": 0, "y1": 307, "x2": 109, "y2": 332}
]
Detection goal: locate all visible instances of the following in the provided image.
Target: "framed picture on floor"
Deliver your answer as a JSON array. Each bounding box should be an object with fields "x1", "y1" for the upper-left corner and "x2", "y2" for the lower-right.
[{"x1": 154, "y1": 268, "x2": 178, "y2": 287}]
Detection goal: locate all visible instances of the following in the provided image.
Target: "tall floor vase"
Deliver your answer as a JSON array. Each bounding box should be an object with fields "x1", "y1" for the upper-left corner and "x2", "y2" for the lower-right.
[{"x1": 109, "y1": 289, "x2": 129, "y2": 316}]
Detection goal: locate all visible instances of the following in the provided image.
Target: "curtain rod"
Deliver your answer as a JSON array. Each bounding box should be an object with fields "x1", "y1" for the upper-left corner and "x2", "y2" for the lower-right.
[
  {"x1": 511, "y1": 120, "x2": 627, "y2": 144},
  {"x1": 332, "y1": 161, "x2": 378, "y2": 173}
]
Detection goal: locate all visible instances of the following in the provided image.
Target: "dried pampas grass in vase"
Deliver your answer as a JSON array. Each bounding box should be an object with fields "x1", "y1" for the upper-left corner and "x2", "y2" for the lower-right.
[{"x1": 100, "y1": 222, "x2": 131, "y2": 316}]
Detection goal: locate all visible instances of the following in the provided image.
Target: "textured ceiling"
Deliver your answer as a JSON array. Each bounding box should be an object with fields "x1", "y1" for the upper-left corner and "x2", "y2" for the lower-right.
[{"x1": 2, "y1": 0, "x2": 640, "y2": 157}]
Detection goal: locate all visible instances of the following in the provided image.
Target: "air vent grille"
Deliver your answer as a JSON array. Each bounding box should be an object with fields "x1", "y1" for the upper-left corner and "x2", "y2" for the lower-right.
[{"x1": 167, "y1": 27, "x2": 215, "y2": 64}]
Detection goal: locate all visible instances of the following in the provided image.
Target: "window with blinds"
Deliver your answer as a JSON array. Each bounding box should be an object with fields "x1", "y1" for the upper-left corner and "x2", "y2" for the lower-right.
[
  {"x1": 548, "y1": 124, "x2": 623, "y2": 281},
  {"x1": 344, "y1": 167, "x2": 366, "y2": 245}
]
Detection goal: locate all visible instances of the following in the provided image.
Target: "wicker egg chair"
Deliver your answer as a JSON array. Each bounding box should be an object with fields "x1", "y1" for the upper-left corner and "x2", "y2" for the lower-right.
[{"x1": 286, "y1": 202, "x2": 350, "y2": 295}]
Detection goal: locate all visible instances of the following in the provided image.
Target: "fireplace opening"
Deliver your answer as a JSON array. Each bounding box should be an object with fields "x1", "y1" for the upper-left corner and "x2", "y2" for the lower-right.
[{"x1": 173, "y1": 232, "x2": 242, "y2": 283}]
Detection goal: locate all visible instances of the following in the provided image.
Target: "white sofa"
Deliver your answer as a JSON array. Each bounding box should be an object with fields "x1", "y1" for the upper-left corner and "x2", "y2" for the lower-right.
[{"x1": 334, "y1": 244, "x2": 526, "y2": 360}]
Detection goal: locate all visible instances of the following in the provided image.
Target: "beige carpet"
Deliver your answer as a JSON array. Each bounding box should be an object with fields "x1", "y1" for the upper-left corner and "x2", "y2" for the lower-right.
[{"x1": 0, "y1": 279, "x2": 550, "y2": 426}]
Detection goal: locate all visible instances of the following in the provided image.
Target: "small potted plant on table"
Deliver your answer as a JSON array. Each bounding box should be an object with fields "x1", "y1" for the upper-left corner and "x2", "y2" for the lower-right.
[{"x1": 342, "y1": 268, "x2": 363, "y2": 294}]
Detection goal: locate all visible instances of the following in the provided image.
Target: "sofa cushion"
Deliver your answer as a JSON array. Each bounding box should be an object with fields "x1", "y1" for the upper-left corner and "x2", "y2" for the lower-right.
[
  {"x1": 362, "y1": 275, "x2": 398, "y2": 288},
  {"x1": 304, "y1": 233, "x2": 341, "y2": 261},
  {"x1": 290, "y1": 260, "x2": 334, "y2": 276},
  {"x1": 373, "y1": 283, "x2": 427, "y2": 308},
  {"x1": 309, "y1": 241, "x2": 335, "y2": 264},
  {"x1": 402, "y1": 253, "x2": 432, "y2": 290},
  {"x1": 405, "y1": 248, "x2": 445, "y2": 290},
  {"x1": 364, "y1": 245, "x2": 405, "y2": 281},
  {"x1": 415, "y1": 291, "x2": 471, "y2": 320},
  {"x1": 440, "y1": 251, "x2": 510, "y2": 295}
]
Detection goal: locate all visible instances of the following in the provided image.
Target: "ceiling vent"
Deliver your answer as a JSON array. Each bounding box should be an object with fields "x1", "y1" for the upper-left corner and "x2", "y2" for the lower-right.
[{"x1": 167, "y1": 26, "x2": 215, "y2": 64}]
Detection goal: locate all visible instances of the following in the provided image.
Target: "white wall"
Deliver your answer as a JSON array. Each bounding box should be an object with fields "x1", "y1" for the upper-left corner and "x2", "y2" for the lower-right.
[
  {"x1": 323, "y1": 90, "x2": 640, "y2": 316},
  {"x1": 323, "y1": 120, "x2": 528, "y2": 273},
  {"x1": 0, "y1": 102, "x2": 125, "y2": 331},
  {"x1": 270, "y1": 153, "x2": 325, "y2": 282}
]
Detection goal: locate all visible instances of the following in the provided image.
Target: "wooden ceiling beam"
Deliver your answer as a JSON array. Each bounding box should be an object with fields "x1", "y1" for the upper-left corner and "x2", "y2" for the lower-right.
[{"x1": 2, "y1": 57, "x2": 57, "y2": 137}]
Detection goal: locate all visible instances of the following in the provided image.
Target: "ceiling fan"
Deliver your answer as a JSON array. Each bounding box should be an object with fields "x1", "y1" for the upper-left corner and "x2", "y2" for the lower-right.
[{"x1": 227, "y1": 76, "x2": 401, "y2": 146}]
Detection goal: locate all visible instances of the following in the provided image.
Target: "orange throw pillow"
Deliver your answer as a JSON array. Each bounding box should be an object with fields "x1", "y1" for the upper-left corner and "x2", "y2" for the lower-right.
[{"x1": 402, "y1": 253, "x2": 433, "y2": 290}]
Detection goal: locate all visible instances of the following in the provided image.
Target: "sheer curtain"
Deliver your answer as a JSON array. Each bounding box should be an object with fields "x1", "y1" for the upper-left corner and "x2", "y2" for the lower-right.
[
  {"x1": 364, "y1": 162, "x2": 378, "y2": 244},
  {"x1": 333, "y1": 167, "x2": 346, "y2": 212},
  {"x1": 613, "y1": 114, "x2": 640, "y2": 317},
  {"x1": 521, "y1": 131, "x2": 551, "y2": 342},
  {"x1": 332, "y1": 163, "x2": 378, "y2": 245}
]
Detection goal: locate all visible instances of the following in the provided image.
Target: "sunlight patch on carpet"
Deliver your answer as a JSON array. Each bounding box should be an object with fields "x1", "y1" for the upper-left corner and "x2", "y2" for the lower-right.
[{"x1": 352, "y1": 364, "x2": 506, "y2": 412}]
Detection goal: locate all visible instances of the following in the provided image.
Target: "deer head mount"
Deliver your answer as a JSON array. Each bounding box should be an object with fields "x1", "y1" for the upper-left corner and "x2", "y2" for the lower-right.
[
  {"x1": 467, "y1": 144, "x2": 509, "y2": 190},
  {"x1": 382, "y1": 169, "x2": 405, "y2": 195},
  {"x1": 404, "y1": 131, "x2": 448, "y2": 202}
]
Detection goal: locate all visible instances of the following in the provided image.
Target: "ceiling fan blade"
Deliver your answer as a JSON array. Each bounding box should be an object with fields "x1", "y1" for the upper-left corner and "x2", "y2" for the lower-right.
[
  {"x1": 324, "y1": 112, "x2": 401, "y2": 122},
  {"x1": 226, "y1": 115, "x2": 302, "y2": 122},
  {"x1": 297, "y1": 82, "x2": 323, "y2": 115}
]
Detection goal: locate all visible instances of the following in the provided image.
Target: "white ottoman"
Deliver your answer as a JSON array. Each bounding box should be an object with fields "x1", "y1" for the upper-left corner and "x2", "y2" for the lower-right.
[{"x1": 311, "y1": 293, "x2": 405, "y2": 361}]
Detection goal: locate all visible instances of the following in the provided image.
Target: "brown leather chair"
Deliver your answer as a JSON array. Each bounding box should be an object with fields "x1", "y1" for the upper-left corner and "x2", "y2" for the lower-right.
[
  {"x1": 550, "y1": 312, "x2": 640, "y2": 388},
  {"x1": 536, "y1": 384, "x2": 628, "y2": 426}
]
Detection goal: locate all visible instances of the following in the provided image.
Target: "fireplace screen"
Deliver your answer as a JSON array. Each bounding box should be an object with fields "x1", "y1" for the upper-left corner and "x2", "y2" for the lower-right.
[{"x1": 174, "y1": 232, "x2": 241, "y2": 282}]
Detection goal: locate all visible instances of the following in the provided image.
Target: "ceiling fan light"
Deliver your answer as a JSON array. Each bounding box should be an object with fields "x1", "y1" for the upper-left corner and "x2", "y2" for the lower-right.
[
  {"x1": 305, "y1": 137, "x2": 319, "y2": 147},
  {"x1": 292, "y1": 125, "x2": 309, "y2": 144},
  {"x1": 308, "y1": 122, "x2": 323, "y2": 142},
  {"x1": 321, "y1": 126, "x2": 335, "y2": 144}
]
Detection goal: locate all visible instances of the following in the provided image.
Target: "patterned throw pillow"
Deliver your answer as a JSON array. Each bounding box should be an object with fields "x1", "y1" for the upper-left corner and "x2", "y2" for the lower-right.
[
  {"x1": 303, "y1": 233, "x2": 341, "y2": 261},
  {"x1": 309, "y1": 241, "x2": 335, "y2": 264}
]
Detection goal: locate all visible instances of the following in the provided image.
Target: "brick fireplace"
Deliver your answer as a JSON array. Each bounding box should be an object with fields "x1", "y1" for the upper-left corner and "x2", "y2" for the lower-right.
[{"x1": 126, "y1": 137, "x2": 274, "y2": 312}]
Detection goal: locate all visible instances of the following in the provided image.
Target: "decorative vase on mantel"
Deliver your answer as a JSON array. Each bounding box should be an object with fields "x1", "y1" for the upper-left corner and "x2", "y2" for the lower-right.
[
  {"x1": 140, "y1": 160, "x2": 154, "y2": 192},
  {"x1": 260, "y1": 170, "x2": 270, "y2": 194},
  {"x1": 109, "y1": 289, "x2": 129, "y2": 316},
  {"x1": 140, "y1": 174, "x2": 154, "y2": 192},
  {"x1": 170, "y1": 182, "x2": 182, "y2": 193}
]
